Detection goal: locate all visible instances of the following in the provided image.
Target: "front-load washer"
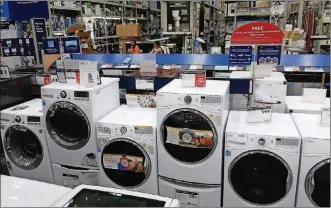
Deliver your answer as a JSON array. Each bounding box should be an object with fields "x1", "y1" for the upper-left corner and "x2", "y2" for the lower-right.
[
  {"x1": 1, "y1": 175, "x2": 71, "y2": 207},
  {"x1": 291, "y1": 113, "x2": 330, "y2": 207},
  {"x1": 156, "y1": 79, "x2": 229, "y2": 184},
  {"x1": 224, "y1": 111, "x2": 301, "y2": 207},
  {"x1": 97, "y1": 105, "x2": 158, "y2": 195},
  {"x1": 285, "y1": 96, "x2": 330, "y2": 114},
  {"x1": 51, "y1": 163, "x2": 100, "y2": 189},
  {"x1": 41, "y1": 78, "x2": 120, "y2": 169},
  {"x1": 0, "y1": 99, "x2": 54, "y2": 183},
  {"x1": 52, "y1": 184, "x2": 180, "y2": 207}
]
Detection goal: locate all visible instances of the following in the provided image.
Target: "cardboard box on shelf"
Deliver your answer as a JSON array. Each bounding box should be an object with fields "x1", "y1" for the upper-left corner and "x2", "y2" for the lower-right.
[
  {"x1": 67, "y1": 24, "x2": 86, "y2": 34},
  {"x1": 126, "y1": 24, "x2": 141, "y2": 37},
  {"x1": 116, "y1": 24, "x2": 127, "y2": 37},
  {"x1": 290, "y1": 31, "x2": 302, "y2": 41}
]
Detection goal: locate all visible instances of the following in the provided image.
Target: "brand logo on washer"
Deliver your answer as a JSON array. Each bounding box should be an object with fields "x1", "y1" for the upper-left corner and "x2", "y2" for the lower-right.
[{"x1": 81, "y1": 153, "x2": 98, "y2": 167}]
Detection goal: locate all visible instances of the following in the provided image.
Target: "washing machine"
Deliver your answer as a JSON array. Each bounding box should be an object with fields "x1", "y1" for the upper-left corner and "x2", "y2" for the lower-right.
[
  {"x1": 1, "y1": 175, "x2": 71, "y2": 207},
  {"x1": 97, "y1": 105, "x2": 158, "y2": 195},
  {"x1": 41, "y1": 77, "x2": 120, "y2": 170},
  {"x1": 52, "y1": 184, "x2": 180, "y2": 207},
  {"x1": 285, "y1": 96, "x2": 330, "y2": 114},
  {"x1": 157, "y1": 79, "x2": 229, "y2": 207},
  {"x1": 224, "y1": 111, "x2": 301, "y2": 207},
  {"x1": 292, "y1": 113, "x2": 330, "y2": 207},
  {"x1": 0, "y1": 99, "x2": 54, "y2": 183}
]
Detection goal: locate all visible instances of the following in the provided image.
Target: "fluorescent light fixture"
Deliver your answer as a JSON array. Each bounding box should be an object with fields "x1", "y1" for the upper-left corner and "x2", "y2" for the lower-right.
[{"x1": 106, "y1": 17, "x2": 121, "y2": 20}]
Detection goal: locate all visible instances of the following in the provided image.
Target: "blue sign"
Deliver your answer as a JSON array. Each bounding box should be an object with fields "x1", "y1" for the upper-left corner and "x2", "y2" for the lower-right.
[
  {"x1": 0, "y1": 1, "x2": 10, "y2": 21},
  {"x1": 1, "y1": 38, "x2": 35, "y2": 57},
  {"x1": 257, "y1": 45, "x2": 281, "y2": 65},
  {"x1": 229, "y1": 46, "x2": 252, "y2": 66},
  {"x1": 63, "y1": 37, "x2": 81, "y2": 54},
  {"x1": 43, "y1": 38, "x2": 60, "y2": 55},
  {"x1": 32, "y1": 18, "x2": 47, "y2": 64},
  {"x1": 8, "y1": 1, "x2": 49, "y2": 21}
]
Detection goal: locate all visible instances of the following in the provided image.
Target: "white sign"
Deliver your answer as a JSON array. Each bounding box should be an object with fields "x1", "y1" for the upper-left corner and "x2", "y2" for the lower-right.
[
  {"x1": 79, "y1": 61, "x2": 100, "y2": 86},
  {"x1": 0, "y1": 66, "x2": 10, "y2": 78},
  {"x1": 181, "y1": 70, "x2": 206, "y2": 87},
  {"x1": 175, "y1": 190, "x2": 199, "y2": 206},
  {"x1": 321, "y1": 108, "x2": 330, "y2": 126},
  {"x1": 269, "y1": 1, "x2": 284, "y2": 18},
  {"x1": 135, "y1": 77, "x2": 154, "y2": 90},
  {"x1": 247, "y1": 106, "x2": 272, "y2": 123}
]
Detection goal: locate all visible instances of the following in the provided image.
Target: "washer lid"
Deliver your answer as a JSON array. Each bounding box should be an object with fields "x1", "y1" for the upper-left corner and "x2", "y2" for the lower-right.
[
  {"x1": 305, "y1": 159, "x2": 330, "y2": 207},
  {"x1": 4, "y1": 125, "x2": 43, "y2": 170},
  {"x1": 101, "y1": 138, "x2": 151, "y2": 188},
  {"x1": 161, "y1": 109, "x2": 217, "y2": 164},
  {"x1": 229, "y1": 150, "x2": 292, "y2": 205}
]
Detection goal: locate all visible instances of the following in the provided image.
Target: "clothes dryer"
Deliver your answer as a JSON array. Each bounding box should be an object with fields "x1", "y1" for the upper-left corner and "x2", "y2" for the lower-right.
[
  {"x1": 0, "y1": 99, "x2": 53, "y2": 183},
  {"x1": 157, "y1": 79, "x2": 229, "y2": 207},
  {"x1": 41, "y1": 78, "x2": 120, "y2": 170},
  {"x1": 292, "y1": 113, "x2": 330, "y2": 207},
  {"x1": 97, "y1": 105, "x2": 158, "y2": 195},
  {"x1": 224, "y1": 111, "x2": 301, "y2": 207},
  {"x1": 285, "y1": 96, "x2": 330, "y2": 114}
]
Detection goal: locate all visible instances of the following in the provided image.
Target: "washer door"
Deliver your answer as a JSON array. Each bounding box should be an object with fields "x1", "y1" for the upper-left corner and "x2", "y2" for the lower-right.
[
  {"x1": 101, "y1": 138, "x2": 151, "y2": 188},
  {"x1": 160, "y1": 109, "x2": 217, "y2": 164},
  {"x1": 46, "y1": 101, "x2": 90, "y2": 150},
  {"x1": 229, "y1": 150, "x2": 292, "y2": 205},
  {"x1": 305, "y1": 159, "x2": 330, "y2": 207},
  {"x1": 4, "y1": 125, "x2": 43, "y2": 170}
]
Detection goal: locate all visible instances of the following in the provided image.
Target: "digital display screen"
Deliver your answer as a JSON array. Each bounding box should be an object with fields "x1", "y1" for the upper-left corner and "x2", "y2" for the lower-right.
[
  {"x1": 66, "y1": 189, "x2": 166, "y2": 207},
  {"x1": 47, "y1": 40, "x2": 54, "y2": 48},
  {"x1": 65, "y1": 40, "x2": 78, "y2": 47},
  {"x1": 74, "y1": 91, "x2": 89, "y2": 98},
  {"x1": 27, "y1": 116, "x2": 40, "y2": 123}
]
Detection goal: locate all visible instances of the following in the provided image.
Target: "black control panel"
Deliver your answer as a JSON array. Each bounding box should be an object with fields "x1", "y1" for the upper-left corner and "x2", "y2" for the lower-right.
[
  {"x1": 27, "y1": 116, "x2": 41, "y2": 123},
  {"x1": 74, "y1": 91, "x2": 89, "y2": 98}
]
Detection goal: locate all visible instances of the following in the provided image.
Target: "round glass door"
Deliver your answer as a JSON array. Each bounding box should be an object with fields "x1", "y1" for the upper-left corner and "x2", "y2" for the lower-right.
[
  {"x1": 305, "y1": 159, "x2": 330, "y2": 207},
  {"x1": 46, "y1": 101, "x2": 90, "y2": 150},
  {"x1": 101, "y1": 138, "x2": 151, "y2": 188},
  {"x1": 229, "y1": 150, "x2": 292, "y2": 205},
  {"x1": 4, "y1": 125, "x2": 43, "y2": 170},
  {"x1": 160, "y1": 109, "x2": 217, "y2": 164}
]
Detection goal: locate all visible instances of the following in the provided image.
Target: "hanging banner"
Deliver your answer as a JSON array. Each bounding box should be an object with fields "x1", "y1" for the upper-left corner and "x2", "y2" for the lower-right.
[
  {"x1": 229, "y1": 46, "x2": 252, "y2": 66},
  {"x1": 43, "y1": 38, "x2": 60, "y2": 55},
  {"x1": 256, "y1": 45, "x2": 281, "y2": 65},
  {"x1": 231, "y1": 22, "x2": 283, "y2": 45},
  {"x1": 63, "y1": 37, "x2": 81, "y2": 54},
  {"x1": 8, "y1": 1, "x2": 49, "y2": 21},
  {"x1": 167, "y1": 1, "x2": 190, "y2": 32}
]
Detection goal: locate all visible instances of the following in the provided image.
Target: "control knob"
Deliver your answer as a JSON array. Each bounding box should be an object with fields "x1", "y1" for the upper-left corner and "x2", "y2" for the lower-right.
[
  {"x1": 120, "y1": 127, "x2": 127, "y2": 134},
  {"x1": 14, "y1": 116, "x2": 21, "y2": 123},
  {"x1": 184, "y1": 95, "x2": 192, "y2": 104},
  {"x1": 258, "y1": 138, "x2": 266, "y2": 145},
  {"x1": 60, "y1": 91, "x2": 67, "y2": 98}
]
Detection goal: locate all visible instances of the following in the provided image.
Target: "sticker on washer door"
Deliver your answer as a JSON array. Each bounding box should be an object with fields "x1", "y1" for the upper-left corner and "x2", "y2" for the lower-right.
[
  {"x1": 165, "y1": 126, "x2": 213, "y2": 148},
  {"x1": 103, "y1": 154, "x2": 144, "y2": 173},
  {"x1": 175, "y1": 189, "x2": 199, "y2": 206},
  {"x1": 62, "y1": 174, "x2": 80, "y2": 188}
]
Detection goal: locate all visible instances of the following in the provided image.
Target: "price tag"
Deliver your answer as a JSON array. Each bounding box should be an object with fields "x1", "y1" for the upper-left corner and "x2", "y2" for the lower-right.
[
  {"x1": 181, "y1": 70, "x2": 206, "y2": 87},
  {"x1": 175, "y1": 190, "x2": 199, "y2": 206},
  {"x1": 304, "y1": 67, "x2": 324, "y2": 72},
  {"x1": 79, "y1": 61, "x2": 99, "y2": 86},
  {"x1": 136, "y1": 77, "x2": 154, "y2": 90},
  {"x1": 247, "y1": 106, "x2": 272, "y2": 123},
  {"x1": 189, "y1": 65, "x2": 202, "y2": 70},
  {"x1": 321, "y1": 108, "x2": 330, "y2": 126}
]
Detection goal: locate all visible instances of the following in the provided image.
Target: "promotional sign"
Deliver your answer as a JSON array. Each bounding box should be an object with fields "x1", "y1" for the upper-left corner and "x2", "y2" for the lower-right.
[
  {"x1": 136, "y1": 77, "x2": 154, "y2": 90},
  {"x1": 230, "y1": 22, "x2": 283, "y2": 45},
  {"x1": 167, "y1": 1, "x2": 190, "y2": 32},
  {"x1": 247, "y1": 106, "x2": 272, "y2": 123},
  {"x1": 103, "y1": 154, "x2": 144, "y2": 173},
  {"x1": 257, "y1": 45, "x2": 281, "y2": 65},
  {"x1": 181, "y1": 70, "x2": 206, "y2": 87},
  {"x1": 7, "y1": 1, "x2": 49, "y2": 21},
  {"x1": 229, "y1": 46, "x2": 252, "y2": 66},
  {"x1": 31, "y1": 18, "x2": 47, "y2": 64},
  {"x1": 43, "y1": 38, "x2": 60, "y2": 55},
  {"x1": 1, "y1": 39, "x2": 19, "y2": 56},
  {"x1": 0, "y1": 1, "x2": 10, "y2": 21},
  {"x1": 63, "y1": 37, "x2": 81, "y2": 54},
  {"x1": 18, "y1": 38, "x2": 35, "y2": 56}
]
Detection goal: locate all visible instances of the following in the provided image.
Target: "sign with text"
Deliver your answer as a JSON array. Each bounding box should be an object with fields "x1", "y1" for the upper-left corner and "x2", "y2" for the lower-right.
[
  {"x1": 43, "y1": 38, "x2": 60, "y2": 54},
  {"x1": 257, "y1": 45, "x2": 281, "y2": 65},
  {"x1": 167, "y1": 1, "x2": 190, "y2": 32},
  {"x1": 63, "y1": 37, "x2": 81, "y2": 54},
  {"x1": 136, "y1": 77, "x2": 154, "y2": 90},
  {"x1": 229, "y1": 46, "x2": 252, "y2": 66},
  {"x1": 247, "y1": 106, "x2": 272, "y2": 123},
  {"x1": 181, "y1": 70, "x2": 206, "y2": 87},
  {"x1": 32, "y1": 18, "x2": 47, "y2": 64},
  {"x1": 231, "y1": 22, "x2": 283, "y2": 45}
]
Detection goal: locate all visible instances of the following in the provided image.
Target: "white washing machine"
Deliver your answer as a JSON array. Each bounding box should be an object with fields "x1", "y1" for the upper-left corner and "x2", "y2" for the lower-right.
[
  {"x1": 1, "y1": 175, "x2": 71, "y2": 207},
  {"x1": 291, "y1": 113, "x2": 330, "y2": 207},
  {"x1": 97, "y1": 105, "x2": 158, "y2": 195},
  {"x1": 0, "y1": 99, "x2": 54, "y2": 183},
  {"x1": 285, "y1": 96, "x2": 330, "y2": 114},
  {"x1": 157, "y1": 79, "x2": 229, "y2": 207},
  {"x1": 224, "y1": 111, "x2": 301, "y2": 207},
  {"x1": 52, "y1": 184, "x2": 180, "y2": 207},
  {"x1": 41, "y1": 77, "x2": 120, "y2": 170}
]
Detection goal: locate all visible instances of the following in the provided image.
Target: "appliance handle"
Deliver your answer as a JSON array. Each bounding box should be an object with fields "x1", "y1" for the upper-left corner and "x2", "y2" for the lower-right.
[
  {"x1": 307, "y1": 176, "x2": 315, "y2": 195},
  {"x1": 12, "y1": 126, "x2": 27, "y2": 132}
]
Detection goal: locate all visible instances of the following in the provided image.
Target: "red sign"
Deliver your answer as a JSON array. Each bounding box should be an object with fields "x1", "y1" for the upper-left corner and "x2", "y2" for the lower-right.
[{"x1": 231, "y1": 22, "x2": 283, "y2": 45}]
